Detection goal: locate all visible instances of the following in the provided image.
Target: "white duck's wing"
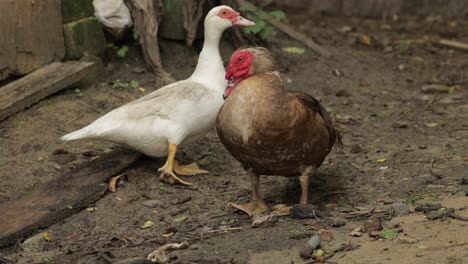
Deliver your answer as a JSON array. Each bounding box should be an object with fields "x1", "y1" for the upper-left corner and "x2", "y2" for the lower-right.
[
  {"x1": 62, "y1": 80, "x2": 211, "y2": 141},
  {"x1": 123, "y1": 80, "x2": 210, "y2": 120}
]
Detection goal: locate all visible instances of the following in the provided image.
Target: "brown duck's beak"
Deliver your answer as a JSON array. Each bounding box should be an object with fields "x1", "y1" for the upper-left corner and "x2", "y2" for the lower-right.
[
  {"x1": 233, "y1": 16, "x2": 255, "y2": 26},
  {"x1": 223, "y1": 77, "x2": 243, "y2": 100}
]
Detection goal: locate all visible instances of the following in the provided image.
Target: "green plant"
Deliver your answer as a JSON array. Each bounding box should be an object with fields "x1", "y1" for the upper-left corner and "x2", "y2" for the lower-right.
[
  {"x1": 239, "y1": 5, "x2": 286, "y2": 40},
  {"x1": 107, "y1": 43, "x2": 129, "y2": 58},
  {"x1": 158, "y1": 182, "x2": 166, "y2": 193},
  {"x1": 112, "y1": 79, "x2": 129, "y2": 89}
]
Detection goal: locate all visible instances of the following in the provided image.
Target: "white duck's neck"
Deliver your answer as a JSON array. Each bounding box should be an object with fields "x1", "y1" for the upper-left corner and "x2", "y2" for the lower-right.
[{"x1": 189, "y1": 23, "x2": 227, "y2": 90}]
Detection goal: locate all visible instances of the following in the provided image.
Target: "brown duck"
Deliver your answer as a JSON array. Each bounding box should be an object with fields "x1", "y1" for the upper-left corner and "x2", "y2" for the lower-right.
[{"x1": 216, "y1": 47, "x2": 341, "y2": 216}]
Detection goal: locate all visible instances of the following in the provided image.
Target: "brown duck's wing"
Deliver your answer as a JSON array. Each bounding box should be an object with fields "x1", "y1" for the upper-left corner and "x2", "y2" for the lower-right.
[{"x1": 290, "y1": 91, "x2": 342, "y2": 149}]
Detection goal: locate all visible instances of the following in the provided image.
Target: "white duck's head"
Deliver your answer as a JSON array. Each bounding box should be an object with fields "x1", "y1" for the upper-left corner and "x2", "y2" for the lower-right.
[{"x1": 204, "y1": 5, "x2": 255, "y2": 34}]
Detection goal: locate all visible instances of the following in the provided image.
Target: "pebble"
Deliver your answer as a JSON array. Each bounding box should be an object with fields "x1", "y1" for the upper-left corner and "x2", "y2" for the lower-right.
[
  {"x1": 335, "y1": 89, "x2": 351, "y2": 97},
  {"x1": 421, "y1": 84, "x2": 450, "y2": 94},
  {"x1": 397, "y1": 64, "x2": 405, "y2": 71},
  {"x1": 290, "y1": 204, "x2": 320, "y2": 219},
  {"x1": 251, "y1": 213, "x2": 278, "y2": 228},
  {"x1": 461, "y1": 175, "x2": 468, "y2": 185},
  {"x1": 363, "y1": 219, "x2": 383, "y2": 233},
  {"x1": 349, "y1": 227, "x2": 362, "y2": 237},
  {"x1": 143, "y1": 199, "x2": 166, "y2": 208},
  {"x1": 426, "y1": 210, "x2": 445, "y2": 220},
  {"x1": 22, "y1": 233, "x2": 47, "y2": 253},
  {"x1": 391, "y1": 202, "x2": 410, "y2": 216},
  {"x1": 324, "y1": 217, "x2": 347, "y2": 227},
  {"x1": 349, "y1": 144, "x2": 362, "y2": 154},
  {"x1": 131, "y1": 67, "x2": 146, "y2": 74},
  {"x1": 391, "y1": 121, "x2": 408, "y2": 128}
]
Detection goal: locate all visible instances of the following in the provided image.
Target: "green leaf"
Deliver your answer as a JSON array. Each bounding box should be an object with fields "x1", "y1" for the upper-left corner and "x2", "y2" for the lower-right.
[
  {"x1": 269, "y1": 10, "x2": 286, "y2": 21},
  {"x1": 130, "y1": 80, "x2": 140, "y2": 89},
  {"x1": 66, "y1": 204, "x2": 73, "y2": 209},
  {"x1": 282, "y1": 46, "x2": 305, "y2": 54},
  {"x1": 382, "y1": 230, "x2": 398, "y2": 239},
  {"x1": 116, "y1": 45, "x2": 128, "y2": 58},
  {"x1": 140, "y1": 220, "x2": 154, "y2": 229},
  {"x1": 238, "y1": 5, "x2": 257, "y2": 12},
  {"x1": 132, "y1": 30, "x2": 139, "y2": 41},
  {"x1": 259, "y1": 25, "x2": 274, "y2": 40}
]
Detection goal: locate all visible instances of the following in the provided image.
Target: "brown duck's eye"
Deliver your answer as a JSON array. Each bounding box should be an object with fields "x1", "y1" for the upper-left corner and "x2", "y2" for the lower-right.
[{"x1": 238, "y1": 57, "x2": 244, "y2": 62}]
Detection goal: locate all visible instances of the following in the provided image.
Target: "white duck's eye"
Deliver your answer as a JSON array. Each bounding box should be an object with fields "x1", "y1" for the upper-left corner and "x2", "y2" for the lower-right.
[
  {"x1": 222, "y1": 11, "x2": 227, "y2": 15},
  {"x1": 238, "y1": 57, "x2": 244, "y2": 62}
]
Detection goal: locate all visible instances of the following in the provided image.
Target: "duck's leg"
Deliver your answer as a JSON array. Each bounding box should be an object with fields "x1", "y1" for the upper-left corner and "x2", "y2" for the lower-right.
[
  {"x1": 158, "y1": 144, "x2": 192, "y2": 186},
  {"x1": 272, "y1": 166, "x2": 316, "y2": 215},
  {"x1": 228, "y1": 172, "x2": 268, "y2": 216},
  {"x1": 298, "y1": 166, "x2": 315, "y2": 204}
]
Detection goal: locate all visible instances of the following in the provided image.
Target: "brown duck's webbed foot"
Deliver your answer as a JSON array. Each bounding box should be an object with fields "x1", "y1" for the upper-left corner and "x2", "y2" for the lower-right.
[{"x1": 229, "y1": 172, "x2": 269, "y2": 216}]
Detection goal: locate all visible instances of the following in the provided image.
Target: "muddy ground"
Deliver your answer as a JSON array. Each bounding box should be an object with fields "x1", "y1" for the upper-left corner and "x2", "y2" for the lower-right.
[{"x1": 1, "y1": 9, "x2": 468, "y2": 264}]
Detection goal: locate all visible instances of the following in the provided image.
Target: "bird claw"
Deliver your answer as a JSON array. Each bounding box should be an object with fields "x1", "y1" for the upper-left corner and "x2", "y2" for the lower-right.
[{"x1": 159, "y1": 169, "x2": 192, "y2": 186}]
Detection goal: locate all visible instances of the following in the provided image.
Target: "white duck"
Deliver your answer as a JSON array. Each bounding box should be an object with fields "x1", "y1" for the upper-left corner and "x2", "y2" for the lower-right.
[{"x1": 62, "y1": 6, "x2": 255, "y2": 185}]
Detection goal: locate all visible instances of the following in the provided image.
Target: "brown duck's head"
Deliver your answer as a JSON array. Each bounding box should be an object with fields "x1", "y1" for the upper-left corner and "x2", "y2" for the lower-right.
[{"x1": 223, "y1": 47, "x2": 278, "y2": 99}]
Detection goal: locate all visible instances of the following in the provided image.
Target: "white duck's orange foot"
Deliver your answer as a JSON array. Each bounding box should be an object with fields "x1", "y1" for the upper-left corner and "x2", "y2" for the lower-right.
[
  {"x1": 158, "y1": 168, "x2": 192, "y2": 186},
  {"x1": 173, "y1": 161, "x2": 209, "y2": 176},
  {"x1": 228, "y1": 200, "x2": 269, "y2": 216}
]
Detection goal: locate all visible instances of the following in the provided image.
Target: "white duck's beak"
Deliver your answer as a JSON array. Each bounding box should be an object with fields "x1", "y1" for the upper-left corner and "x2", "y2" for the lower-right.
[{"x1": 233, "y1": 16, "x2": 256, "y2": 26}]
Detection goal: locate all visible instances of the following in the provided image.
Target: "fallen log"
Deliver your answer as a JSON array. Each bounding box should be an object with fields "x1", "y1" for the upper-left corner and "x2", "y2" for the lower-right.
[{"x1": 0, "y1": 149, "x2": 142, "y2": 247}]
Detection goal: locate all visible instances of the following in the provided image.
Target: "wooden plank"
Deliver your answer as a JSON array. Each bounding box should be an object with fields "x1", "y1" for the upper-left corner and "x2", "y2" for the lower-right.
[
  {"x1": 0, "y1": 61, "x2": 95, "y2": 122},
  {"x1": 0, "y1": 0, "x2": 65, "y2": 80},
  {"x1": 0, "y1": 149, "x2": 142, "y2": 247}
]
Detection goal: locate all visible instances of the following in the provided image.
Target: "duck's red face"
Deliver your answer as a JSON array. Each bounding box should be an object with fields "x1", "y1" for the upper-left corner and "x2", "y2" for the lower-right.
[
  {"x1": 224, "y1": 50, "x2": 254, "y2": 99},
  {"x1": 217, "y1": 8, "x2": 255, "y2": 26}
]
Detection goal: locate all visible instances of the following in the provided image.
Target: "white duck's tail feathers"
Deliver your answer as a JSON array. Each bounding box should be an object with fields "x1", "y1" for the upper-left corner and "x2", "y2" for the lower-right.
[{"x1": 61, "y1": 126, "x2": 97, "y2": 141}]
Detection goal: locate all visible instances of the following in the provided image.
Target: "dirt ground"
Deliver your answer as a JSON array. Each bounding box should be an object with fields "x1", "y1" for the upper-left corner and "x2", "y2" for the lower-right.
[{"x1": 1, "y1": 9, "x2": 467, "y2": 264}]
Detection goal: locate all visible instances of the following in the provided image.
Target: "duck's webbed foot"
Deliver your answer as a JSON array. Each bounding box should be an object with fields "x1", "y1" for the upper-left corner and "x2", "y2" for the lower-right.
[
  {"x1": 229, "y1": 200, "x2": 268, "y2": 216},
  {"x1": 157, "y1": 144, "x2": 209, "y2": 186},
  {"x1": 173, "y1": 161, "x2": 208, "y2": 176},
  {"x1": 228, "y1": 172, "x2": 269, "y2": 216}
]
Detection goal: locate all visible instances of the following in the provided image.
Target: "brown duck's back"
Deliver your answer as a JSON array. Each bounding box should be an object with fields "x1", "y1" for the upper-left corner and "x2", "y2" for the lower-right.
[{"x1": 216, "y1": 73, "x2": 339, "y2": 176}]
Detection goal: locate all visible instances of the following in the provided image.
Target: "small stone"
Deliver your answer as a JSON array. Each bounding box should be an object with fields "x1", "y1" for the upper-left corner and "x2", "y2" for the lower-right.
[
  {"x1": 324, "y1": 217, "x2": 346, "y2": 227},
  {"x1": 251, "y1": 213, "x2": 278, "y2": 228},
  {"x1": 421, "y1": 84, "x2": 450, "y2": 94},
  {"x1": 332, "y1": 69, "x2": 343, "y2": 76},
  {"x1": 349, "y1": 227, "x2": 362, "y2": 237},
  {"x1": 290, "y1": 204, "x2": 320, "y2": 219},
  {"x1": 143, "y1": 200, "x2": 166, "y2": 208},
  {"x1": 22, "y1": 233, "x2": 47, "y2": 253},
  {"x1": 415, "y1": 203, "x2": 442, "y2": 213},
  {"x1": 189, "y1": 244, "x2": 200, "y2": 250},
  {"x1": 397, "y1": 64, "x2": 405, "y2": 71},
  {"x1": 426, "y1": 210, "x2": 445, "y2": 220},
  {"x1": 461, "y1": 175, "x2": 468, "y2": 185},
  {"x1": 335, "y1": 89, "x2": 350, "y2": 97},
  {"x1": 391, "y1": 202, "x2": 410, "y2": 216},
  {"x1": 308, "y1": 235, "x2": 322, "y2": 249},
  {"x1": 299, "y1": 245, "x2": 313, "y2": 259},
  {"x1": 131, "y1": 67, "x2": 146, "y2": 74},
  {"x1": 383, "y1": 46, "x2": 393, "y2": 53},
  {"x1": 363, "y1": 219, "x2": 383, "y2": 233},
  {"x1": 398, "y1": 237, "x2": 419, "y2": 244},
  {"x1": 392, "y1": 121, "x2": 408, "y2": 128},
  {"x1": 349, "y1": 144, "x2": 362, "y2": 154}
]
